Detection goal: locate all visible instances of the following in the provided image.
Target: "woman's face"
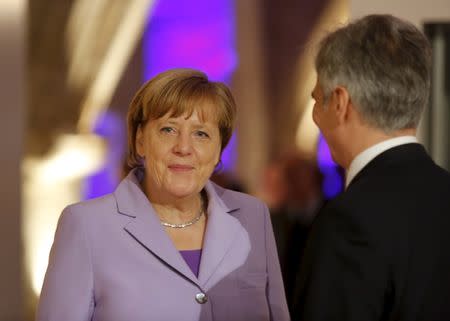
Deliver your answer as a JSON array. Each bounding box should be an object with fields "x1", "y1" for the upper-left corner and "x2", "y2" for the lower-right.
[{"x1": 136, "y1": 108, "x2": 221, "y2": 201}]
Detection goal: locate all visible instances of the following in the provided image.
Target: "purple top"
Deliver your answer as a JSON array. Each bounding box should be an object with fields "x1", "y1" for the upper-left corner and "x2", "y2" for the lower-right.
[{"x1": 179, "y1": 249, "x2": 202, "y2": 277}]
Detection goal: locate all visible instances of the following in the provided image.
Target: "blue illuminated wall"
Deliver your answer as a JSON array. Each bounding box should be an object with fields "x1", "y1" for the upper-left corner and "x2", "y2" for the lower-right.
[
  {"x1": 317, "y1": 134, "x2": 344, "y2": 199},
  {"x1": 82, "y1": 111, "x2": 126, "y2": 199},
  {"x1": 83, "y1": 0, "x2": 343, "y2": 200},
  {"x1": 143, "y1": 0, "x2": 238, "y2": 171},
  {"x1": 83, "y1": 0, "x2": 238, "y2": 200}
]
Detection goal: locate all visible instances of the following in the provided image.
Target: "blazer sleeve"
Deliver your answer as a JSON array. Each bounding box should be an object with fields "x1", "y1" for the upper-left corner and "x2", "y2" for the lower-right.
[
  {"x1": 293, "y1": 203, "x2": 389, "y2": 321},
  {"x1": 36, "y1": 206, "x2": 95, "y2": 321},
  {"x1": 263, "y1": 202, "x2": 290, "y2": 321}
]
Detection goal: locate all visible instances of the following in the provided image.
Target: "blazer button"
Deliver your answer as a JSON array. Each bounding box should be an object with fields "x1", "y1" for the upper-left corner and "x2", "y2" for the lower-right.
[{"x1": 195, "y1": 292, "x2": 208, "y2": 304}]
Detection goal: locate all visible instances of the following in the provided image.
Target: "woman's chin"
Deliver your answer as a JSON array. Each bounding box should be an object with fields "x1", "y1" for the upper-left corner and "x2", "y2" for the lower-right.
[{"x1": 165, "y1": 184, "x2": 199, "y2": 199}]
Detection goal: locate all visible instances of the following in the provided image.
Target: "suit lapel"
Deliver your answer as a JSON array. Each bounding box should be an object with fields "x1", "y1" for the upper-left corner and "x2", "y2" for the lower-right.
[
  {"x1": 197, "y1": 181, "x2": 242, "y2": 288},
  {"x1": 114, "y1": 169, "x2": 198, "y2": 285}
]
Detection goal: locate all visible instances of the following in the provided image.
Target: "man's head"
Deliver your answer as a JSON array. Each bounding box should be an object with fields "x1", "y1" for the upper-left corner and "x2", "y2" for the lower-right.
[{"x1": 312, "y1": 14, "x2": 432, "y2": 166}]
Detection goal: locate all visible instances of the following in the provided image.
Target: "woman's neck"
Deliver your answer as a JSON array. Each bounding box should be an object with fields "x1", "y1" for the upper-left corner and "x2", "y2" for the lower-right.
[{"x1": 144, "y1": 182, "x2": 206, "y2": 223}]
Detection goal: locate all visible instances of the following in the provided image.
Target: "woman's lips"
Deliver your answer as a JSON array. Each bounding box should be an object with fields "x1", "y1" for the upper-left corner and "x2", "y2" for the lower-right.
[{"x1": 168, "y1": 164, "x2": 194, "y2": 172}]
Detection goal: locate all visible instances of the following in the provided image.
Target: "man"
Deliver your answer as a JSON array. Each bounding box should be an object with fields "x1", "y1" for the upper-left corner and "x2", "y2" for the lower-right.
[{"x1": 294, "y1": 14, "x2": 450, "y2": 321}]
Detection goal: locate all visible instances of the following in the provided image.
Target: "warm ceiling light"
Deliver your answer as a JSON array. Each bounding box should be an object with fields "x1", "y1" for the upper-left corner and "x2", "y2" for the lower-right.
[
  {"x1": 294, "y1": 0, "x2": 349, "y2": 156},
  {"x1": 65, "y1": 0, "x2": 156, "y2": 133}
]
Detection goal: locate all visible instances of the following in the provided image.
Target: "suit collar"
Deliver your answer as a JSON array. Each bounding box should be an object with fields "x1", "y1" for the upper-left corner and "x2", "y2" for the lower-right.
[
  {"x1": 113, "y1": 168, "x2": 242, "y2": 289},
  {"x1": 348, "y1": 142, "x2": 430, "y2": 189},
  {"x1": 346, "y1": 136, "x2": 418, "y2": 188}
]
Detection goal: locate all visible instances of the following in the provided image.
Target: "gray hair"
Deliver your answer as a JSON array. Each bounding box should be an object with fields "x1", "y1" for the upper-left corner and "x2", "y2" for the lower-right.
[{"x1": 316, "y1": 14, "x2": 432, "y2": 132}]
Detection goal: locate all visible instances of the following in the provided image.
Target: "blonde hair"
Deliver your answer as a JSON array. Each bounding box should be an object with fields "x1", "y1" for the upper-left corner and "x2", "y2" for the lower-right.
[{"x1": 126, "y1": 68, "x2": 237, "y2": 168}]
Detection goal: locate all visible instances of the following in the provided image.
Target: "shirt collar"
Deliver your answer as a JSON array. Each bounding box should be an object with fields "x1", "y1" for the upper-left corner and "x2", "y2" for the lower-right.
[{"x1": 345, "y1": 136, "x2": 419, "y2": 188}]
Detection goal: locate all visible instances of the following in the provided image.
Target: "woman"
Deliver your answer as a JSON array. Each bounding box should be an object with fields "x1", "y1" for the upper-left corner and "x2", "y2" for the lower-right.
[{"x1": 37, "y1": 68, "x2": 289, "y2": 321}]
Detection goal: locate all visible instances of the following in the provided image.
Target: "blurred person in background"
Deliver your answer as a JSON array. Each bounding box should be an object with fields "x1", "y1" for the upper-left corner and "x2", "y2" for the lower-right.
[
  {"x1": 210, "y1": 171, "x2": 246, "y2": 193},
  {"x1": 37, "y1": 68, "x2": 289, "y2": 321},
  {"x1": 263, "y1": 153, "x2": 324, "y2": 315},
  {"x1": 294, "y1": 14, "x2": 450, "y2": 321}
]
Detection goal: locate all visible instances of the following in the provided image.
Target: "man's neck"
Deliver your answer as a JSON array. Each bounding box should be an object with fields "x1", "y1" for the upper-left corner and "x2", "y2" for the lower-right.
[
  {"x1": 342, "y1": 127, "x2": 417, "y2": 170},
  {"x1": 345, "y1": 134, "x2": 419, "y2": 188}
]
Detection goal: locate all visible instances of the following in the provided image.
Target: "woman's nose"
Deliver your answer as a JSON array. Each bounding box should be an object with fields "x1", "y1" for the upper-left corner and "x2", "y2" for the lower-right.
[{"x1": 172, "y1": 132, "x2": 193, "y2": 155}]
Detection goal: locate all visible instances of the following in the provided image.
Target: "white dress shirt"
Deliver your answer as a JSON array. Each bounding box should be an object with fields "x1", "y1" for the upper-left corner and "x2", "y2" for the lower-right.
[{"x1": 345, "y1": 136, "x2": 419, "y2": 188}]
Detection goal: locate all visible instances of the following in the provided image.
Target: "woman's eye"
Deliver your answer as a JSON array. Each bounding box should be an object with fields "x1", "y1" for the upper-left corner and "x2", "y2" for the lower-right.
[
  {"x1": 195, "y1": 131, "x2": 210, "y2": 138},
  {"x1": 160, "y1": 127, "x2": 175, "y2": 134}
]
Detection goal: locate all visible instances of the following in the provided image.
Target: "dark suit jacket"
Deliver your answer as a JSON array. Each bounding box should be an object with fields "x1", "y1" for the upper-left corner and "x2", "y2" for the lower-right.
[{"x1": 294, "y1": 143, "x2": 450, "y2": 321}]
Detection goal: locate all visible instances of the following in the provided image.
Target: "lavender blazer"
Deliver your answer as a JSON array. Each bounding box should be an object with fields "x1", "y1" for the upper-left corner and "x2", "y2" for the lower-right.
[{"x1": 37, "y1": 169, "x2": 289, "y2": 321}]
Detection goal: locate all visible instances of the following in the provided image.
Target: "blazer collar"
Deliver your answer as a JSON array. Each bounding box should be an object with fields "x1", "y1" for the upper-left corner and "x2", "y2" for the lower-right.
[
  {"x1": 114, "y1": 168, "x2": 242, "y2": 289},
  {"x1": 198, "y1": 180, "x2": 242, "y2": 288}
]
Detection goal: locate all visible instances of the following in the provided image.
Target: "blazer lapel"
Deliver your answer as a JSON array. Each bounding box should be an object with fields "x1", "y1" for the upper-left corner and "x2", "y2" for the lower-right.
[
  {"x1": 114, "y1": 169, "x2": 198, "y2": 285},
  {"x1": 198, "y1": 181, "x2": 243, "y2": 288}
]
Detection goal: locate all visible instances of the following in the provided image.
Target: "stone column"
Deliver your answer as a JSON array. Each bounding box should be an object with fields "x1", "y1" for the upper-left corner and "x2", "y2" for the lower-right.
[{"x1": 0, "y1": 0, "x2": 26, "y2": 320}]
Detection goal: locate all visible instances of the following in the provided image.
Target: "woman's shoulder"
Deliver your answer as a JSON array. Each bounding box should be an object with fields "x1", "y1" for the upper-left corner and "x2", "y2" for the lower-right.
[
  {"x1": 209, "y1": 181, "x2": 268, "y2": 212},
  {"x1": 56, "y1": 192, "x2": 127, "y2": 242},
  {"x1": 62, "y1": 193, "x2": 116, "y2": 220}
]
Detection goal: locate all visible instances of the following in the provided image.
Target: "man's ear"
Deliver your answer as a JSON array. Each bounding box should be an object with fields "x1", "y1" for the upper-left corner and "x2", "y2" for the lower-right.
[{"x1": 331, "y1": 86, "x2": 351, "y2": 124}]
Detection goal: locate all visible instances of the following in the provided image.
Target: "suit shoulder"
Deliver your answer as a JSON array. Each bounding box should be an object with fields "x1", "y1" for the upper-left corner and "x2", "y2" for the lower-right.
[
  {"x1": 210, "y1": 182, "x2": 268, "y2": 213},
  {"x1": 433, "y1": 163, "x2": 450, "y2": 185},
  {"x1": 55, "y1": 194, "x2": 118, "y2": 240},
  {"x1": 63, "y1": 193, "x2": 116, "y2": 220},
  {"x1": 346, "y1": 158, "x2": 450, "y2": 203}
]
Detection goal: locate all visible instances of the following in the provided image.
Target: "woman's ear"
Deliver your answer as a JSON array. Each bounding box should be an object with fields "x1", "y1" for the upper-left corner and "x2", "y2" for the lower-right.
[{"x1": 135, "y1": 125, "x2": 144, "y2": 157}]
